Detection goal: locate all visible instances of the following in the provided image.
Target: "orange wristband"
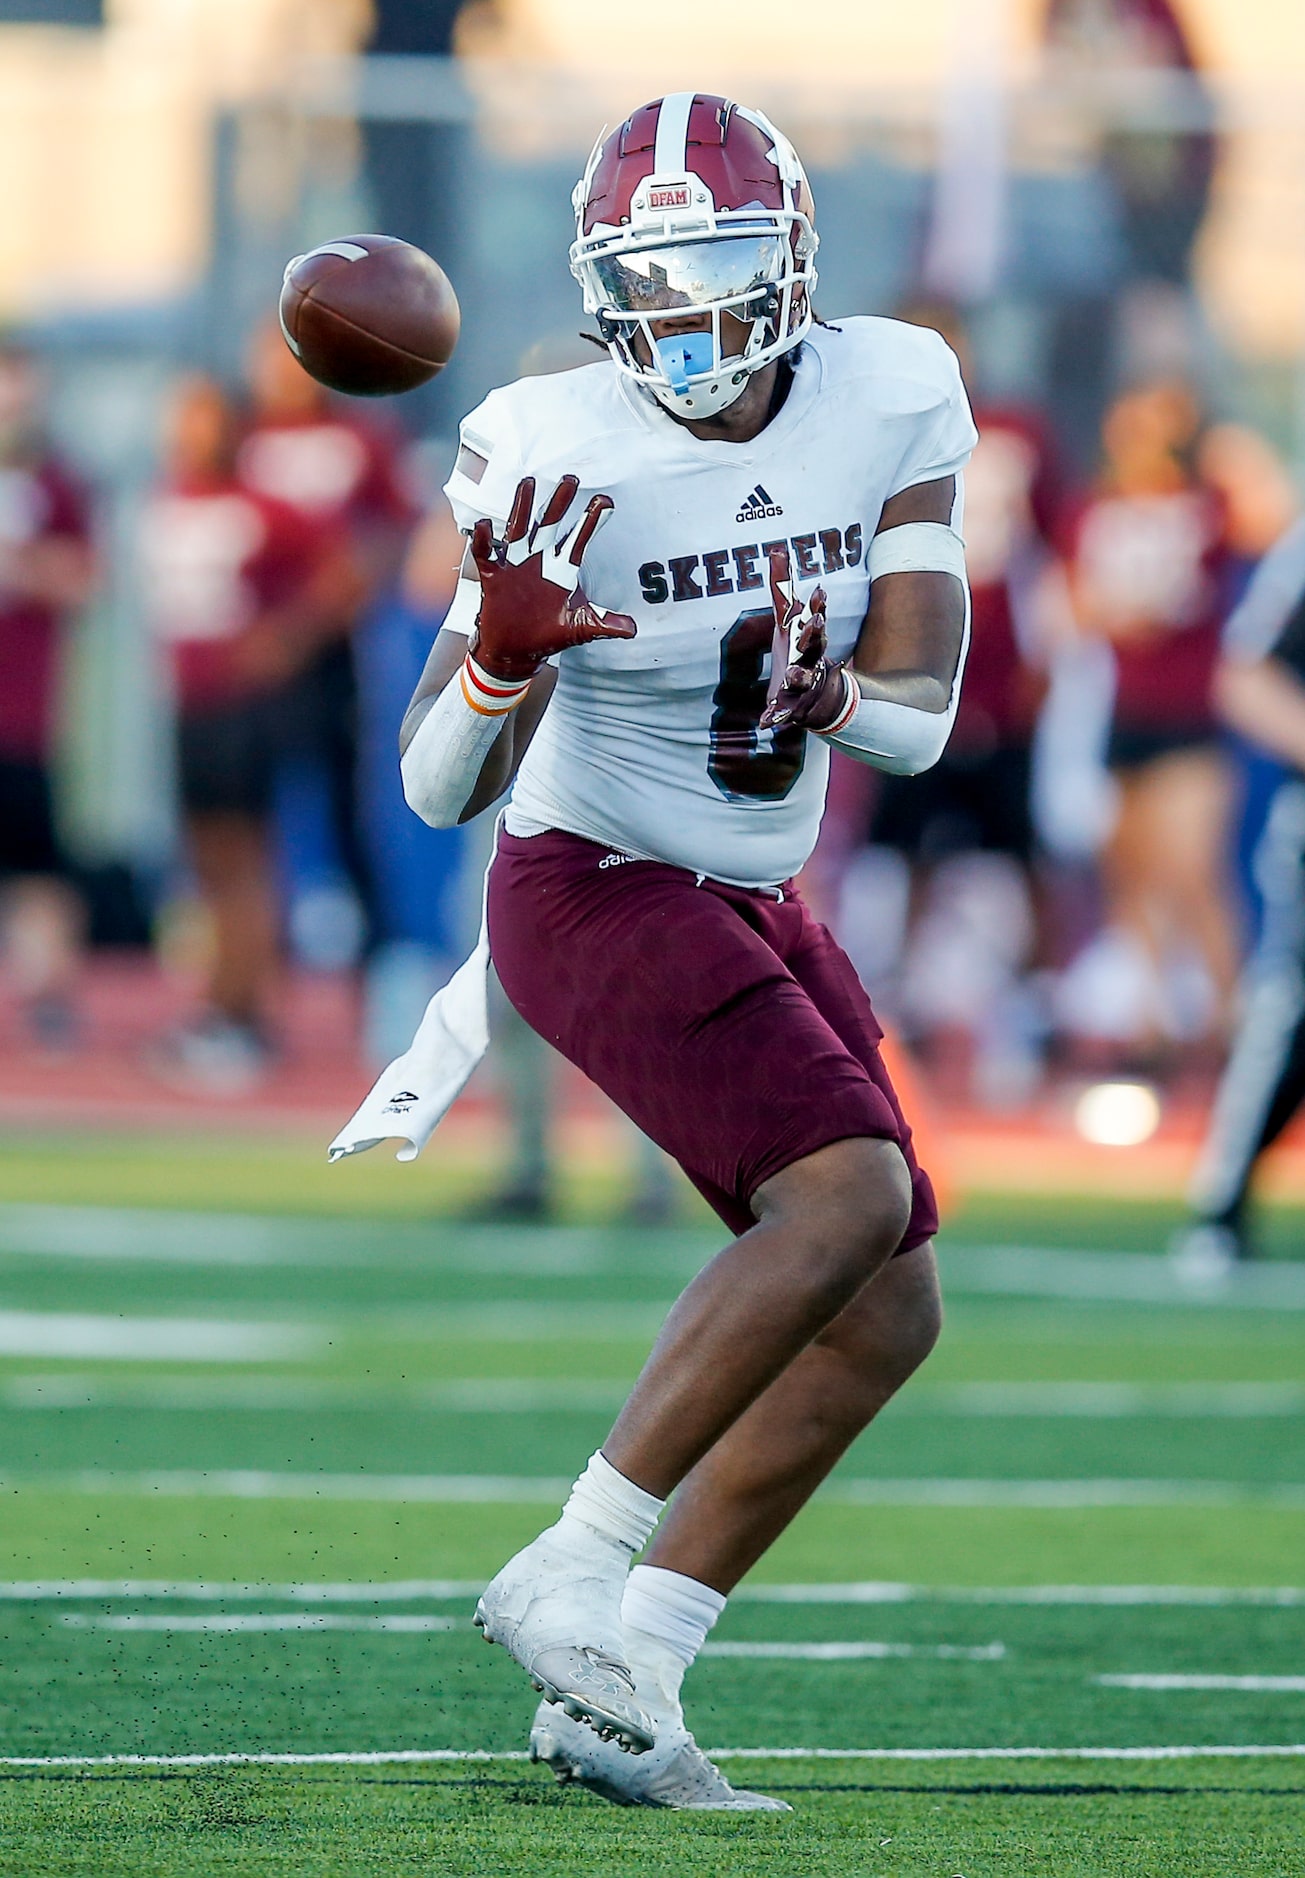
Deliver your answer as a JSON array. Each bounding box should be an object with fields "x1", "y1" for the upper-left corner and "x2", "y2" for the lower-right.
[{"x1": 459, "y1": 654, "x2": 532, "y2": 717}]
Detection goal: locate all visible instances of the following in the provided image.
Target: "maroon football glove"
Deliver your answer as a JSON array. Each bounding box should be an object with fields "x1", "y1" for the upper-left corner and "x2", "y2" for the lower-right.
[
  {"x1": 759, "y1": 544, "x2": 848, "y2": 732},
  {"x1": 469, "y1": 473, "x2": 637, "y2": 682}
]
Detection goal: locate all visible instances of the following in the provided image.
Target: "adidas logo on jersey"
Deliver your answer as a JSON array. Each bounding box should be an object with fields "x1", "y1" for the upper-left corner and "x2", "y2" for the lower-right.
[{"x1": 736, "y1": 484, "x2": 783, "y2": 523}]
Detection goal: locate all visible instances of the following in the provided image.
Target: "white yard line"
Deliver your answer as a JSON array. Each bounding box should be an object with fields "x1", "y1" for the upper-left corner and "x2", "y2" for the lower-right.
[
  {"x1": 701, "y1": 1642, "x2": 1005, "y2": 1661},
  {"x1": 739, "y1": 1583, "x2": 1305, "y2": 1606},
  {"x1": 1098, "y1": 1675, "x2": 1305, "y2": 1692},
  {"x1": 0, "y1": 1313, "x2": 317, "y2": 1362},
  {"x1": 2, "y1": 1580, "x2": 1302, "y2": 1606},
  {"x1": 940, "y1": 1245, "x2": 1305, "y2": 1311},
  {"x1": 3, "y1": 1202, "x2": 1304, "y2": 1309},
  {"x1": 7, "y1": 1472, "x2": 1303, "y2": 1507},
  {"x1": 824, "y1": 1479, "x2": 1305, "y2": 1508},
  {"x1": 1, "y1": 1746, "x2": 1303, "y2": 1769},
  {"x1": 0, "y1": 1376, "x2": 631, "y2": 1414},
  {"x1": 0, "y1": 1579, "x2": 485, "y2": 1601},
  {"x1": 905, "y1": 1382, "x2": 1305, "y2": 1418},
  {"x1": 5, "y1": 1376, "x2": 1301, "y2": 1418},
  {"x1": 0, "y1": 1205, "x2": 701, "y2": 1277},
  {"x1": 19, "y1": 1471, "x2": 572, "y2": 1502},
  {"x1": 57, "y1": 1613, "x2": 458, "y2": 1633}
]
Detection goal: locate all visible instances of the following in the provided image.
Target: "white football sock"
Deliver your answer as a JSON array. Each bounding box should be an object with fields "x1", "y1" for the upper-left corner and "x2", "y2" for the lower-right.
[
  {"x1": 621, "y1": 1564, "x2": 727, "y2": 1706},
  {"x1": 555, "y1": 1450, "x2": 664, "y2": 1559}
]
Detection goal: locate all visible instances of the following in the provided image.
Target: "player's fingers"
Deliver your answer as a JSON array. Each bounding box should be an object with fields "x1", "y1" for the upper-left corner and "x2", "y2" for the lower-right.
[
  {"x1": 589, "y1": 606, "x2": 638, "y2": 641},
  {"x1": 505, "y1": 477, "x2": 535, "y2": 544},
  {"x1": 796, "y1": 616, "x2": 828, "y2": 662},
  {"x1": 469, "y1": 517, "x2": 496, "y2": 572},
  {"x1": 539, "y1": 473, "x2": 579, "y2": 531},
  {"x1": 810, "y1": 583, "x2": 828, "y2": 620},
  {"x1": 568, "y1": 494, "x2": 615, "y2": 566},
  {"x1": 766, "y1": 542, "x2": 794, "y2": 620},
  {"x1": 527, "y1": 480, "x2": 565, "y2": 559}
]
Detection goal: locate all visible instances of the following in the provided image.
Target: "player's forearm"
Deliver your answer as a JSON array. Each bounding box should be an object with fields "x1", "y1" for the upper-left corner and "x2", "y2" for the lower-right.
[
  {"x1": 820, "y1": 653, "x2": 965, "y2": 776},
  {"x1": 828, "y1": 556, "x2": 970, "y2": 775},
  {"x1": 401, "y1": 653, "x2": 533, "y2": 827}
]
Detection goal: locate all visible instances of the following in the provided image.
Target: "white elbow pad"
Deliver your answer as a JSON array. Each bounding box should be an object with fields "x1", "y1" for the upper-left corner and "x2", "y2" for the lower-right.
[
  {"x1": 822, "y1": 519, "x2": 971, "y2": 775},
  {"x1": 400, "y1": 655, "x2": 530, "y2": 828}
]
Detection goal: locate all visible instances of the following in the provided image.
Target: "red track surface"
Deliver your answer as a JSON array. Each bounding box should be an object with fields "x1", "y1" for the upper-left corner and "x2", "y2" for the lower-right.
[{"x1": 2, "y1": 954, "x2": 1303, "y2": 1202}]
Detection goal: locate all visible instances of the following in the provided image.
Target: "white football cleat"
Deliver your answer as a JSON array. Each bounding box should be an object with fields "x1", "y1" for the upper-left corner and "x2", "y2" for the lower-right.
[
  {"x1": 473, "y1": 1527, "x2": 655, "y2": 1754},
  {"x1": 530, "y1": 1699, "x2": 791, "y2": 1810}
]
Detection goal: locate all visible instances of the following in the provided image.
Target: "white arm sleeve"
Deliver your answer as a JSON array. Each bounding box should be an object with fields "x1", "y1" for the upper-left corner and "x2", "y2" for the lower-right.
[
  {"x1": 400, "y1": 656, "x2": 529, "y2": 829},
  {"x1": 821, "y1": 517, "x2": 971, "y2": 777}
]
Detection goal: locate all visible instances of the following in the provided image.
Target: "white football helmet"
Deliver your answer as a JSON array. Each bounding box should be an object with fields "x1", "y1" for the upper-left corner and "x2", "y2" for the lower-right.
[{"x1": 570, "y1": 93, "x2": 818, "y2": 420}]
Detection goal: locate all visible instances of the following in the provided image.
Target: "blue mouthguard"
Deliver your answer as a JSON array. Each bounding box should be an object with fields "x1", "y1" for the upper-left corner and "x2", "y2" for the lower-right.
[{"x1": 654, "y1": 331, "x2": 716, "y2": 394}]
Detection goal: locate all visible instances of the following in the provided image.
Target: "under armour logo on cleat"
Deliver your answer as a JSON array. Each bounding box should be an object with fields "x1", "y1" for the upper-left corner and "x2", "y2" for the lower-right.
[{"x1": 735, "y1": 483, "x2": 783, "y2": 523}]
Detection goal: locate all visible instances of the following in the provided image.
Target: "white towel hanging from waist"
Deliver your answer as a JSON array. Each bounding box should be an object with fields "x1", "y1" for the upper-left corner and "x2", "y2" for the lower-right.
[{"x1": 327, "y1": 820, "x2": 499, "y2": 1164}]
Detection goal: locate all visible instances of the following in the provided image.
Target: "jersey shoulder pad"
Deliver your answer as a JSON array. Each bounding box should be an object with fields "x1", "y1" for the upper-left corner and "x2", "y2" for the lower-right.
[{"x1": 444, "y1": 361, "x2": 628, "y2": 531}]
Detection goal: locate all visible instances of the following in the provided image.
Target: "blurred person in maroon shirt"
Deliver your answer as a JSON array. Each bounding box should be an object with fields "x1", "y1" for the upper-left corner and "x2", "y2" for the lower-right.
[
  {"x1": 142, "y1": 375, "x2": 358, "y2": 1090},
  {"x1": 1063, "y1": 378, "x2": 1239, "y2": 1060},
  {"x1": 0, "y1": 337, "x2": 96, "y2": 1047},
  {"x1": 235, "y1": 320, "x2": 415, "y2": 931},
  {"x1": 859, "y1": 304, "x2": 1059, "y2": 1100}
]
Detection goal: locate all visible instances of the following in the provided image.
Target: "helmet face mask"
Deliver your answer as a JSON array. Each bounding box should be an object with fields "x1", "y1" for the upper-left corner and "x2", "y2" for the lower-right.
[{"x1": 570, "y1": 95, "x2": 818, "y2": 420}]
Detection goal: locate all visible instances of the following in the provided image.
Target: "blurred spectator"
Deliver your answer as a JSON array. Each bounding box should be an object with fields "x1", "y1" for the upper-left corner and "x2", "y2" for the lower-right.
[
  {"x1": 1174, "y1": 517, "x2": 1305, "y2": 1276},
  {"x1": 356, "y1": 488, "x2": 473, "y2": 1066},
  {"x1": 0, "y1": 337, "x2": 96, "y2": 1049},
  {"x1": 141, "y1": 375, "x2": 358, "y2": 1091},
  {"x1": 1057, "y1": 378, "x2": 1239, "y2": 1064},
  {"x1": 237, "y1": 320, "x2": 415, "y2": 961},
  {"x1": 841, "y1": 303, "x2": 1061, "y2": 1105},
  {"x1": 1040, "y1": 0, "x2": 1215, "y2": 471}
]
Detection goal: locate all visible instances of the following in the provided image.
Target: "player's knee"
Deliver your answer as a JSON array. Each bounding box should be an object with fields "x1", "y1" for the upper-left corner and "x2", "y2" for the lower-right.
[
  {"x1": 758, "y1": 1136, "x2": 914, "y2": 1304},
  {"x1": 874, "y1": 1253, "x2": 943, "y2": 1386},
  {"x1": 815, "y1": 1242, "x2": 943, "y2": 1420}
]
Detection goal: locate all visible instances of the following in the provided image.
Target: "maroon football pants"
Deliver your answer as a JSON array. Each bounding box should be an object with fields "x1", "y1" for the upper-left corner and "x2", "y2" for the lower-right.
[{"x1": 488, "y1": 827, "x2": 937, "y2": 1250}]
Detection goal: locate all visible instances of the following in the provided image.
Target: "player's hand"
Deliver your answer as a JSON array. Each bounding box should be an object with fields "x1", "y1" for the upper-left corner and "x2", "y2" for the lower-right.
[
  {"x1": 759, "y1": 544, "x2": 848, "y2": 732},
  {"x1": 469, "y1": 474, "x2": 637, "y2": 681}
]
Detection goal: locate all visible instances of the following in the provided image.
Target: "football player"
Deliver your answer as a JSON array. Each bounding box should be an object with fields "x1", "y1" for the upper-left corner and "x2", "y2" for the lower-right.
[{"x1": 397, "y1": 94, "x2": 976, "y2": 1807}]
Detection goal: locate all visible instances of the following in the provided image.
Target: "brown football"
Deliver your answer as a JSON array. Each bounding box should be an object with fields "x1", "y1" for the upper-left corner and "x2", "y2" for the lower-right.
[{"x1": 278, "y1": 235, "x2": 461, "y2": 397}]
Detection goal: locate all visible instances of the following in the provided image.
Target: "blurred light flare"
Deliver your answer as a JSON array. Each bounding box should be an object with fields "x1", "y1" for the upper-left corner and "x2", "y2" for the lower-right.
[{"x1": 1073, "y1": 1081, "x2": 1162, "y2": 1148}]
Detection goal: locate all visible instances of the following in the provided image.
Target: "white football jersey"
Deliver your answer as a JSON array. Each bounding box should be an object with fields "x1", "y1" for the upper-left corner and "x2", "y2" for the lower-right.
[{"x1": 442, "y1": 317, "x2": 976, "y2": 888}]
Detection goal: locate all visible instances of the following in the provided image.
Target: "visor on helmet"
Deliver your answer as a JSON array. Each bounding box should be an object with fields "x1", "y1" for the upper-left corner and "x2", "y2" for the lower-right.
[{"x1": 590, "y1": 235, "x2": 785, "y2": 317}]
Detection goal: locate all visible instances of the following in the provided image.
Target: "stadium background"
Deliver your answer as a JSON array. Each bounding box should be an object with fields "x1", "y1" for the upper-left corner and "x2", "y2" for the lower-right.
[{"x1": 1, "y1": 2, "x2": 1303, "y2": 1872}]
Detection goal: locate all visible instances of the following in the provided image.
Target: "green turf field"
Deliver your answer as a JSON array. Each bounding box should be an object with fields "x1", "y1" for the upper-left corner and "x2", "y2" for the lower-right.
[{"x1": 0, "y1": 1136, "x2": 1302, "y2": 1874}]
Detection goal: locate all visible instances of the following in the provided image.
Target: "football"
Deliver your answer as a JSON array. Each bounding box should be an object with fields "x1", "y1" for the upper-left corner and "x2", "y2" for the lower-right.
[{"x1": 278, "y1": 234, "x2": 461, "y2": 398}]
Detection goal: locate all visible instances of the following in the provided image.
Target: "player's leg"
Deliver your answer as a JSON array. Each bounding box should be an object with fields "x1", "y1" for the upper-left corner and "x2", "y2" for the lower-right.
[
  {"x1": 640, "y1": 1238, "x2": 940, "y2": 1588},
  {"x1": 529, "y1": 1244, "x2": 940, "y2": 1807},
  {"x1": 473, "y1": 1131, "x2": 910, "y2": 1753},
  {"x1": 600, "y1": 1134, "x2": 911, "y2": 1496},
  {"x1": 476, "y1": 831, "x2": 928, "y2": 1750},
  {"x1": 531, "y1": 900, "x2": 941, "y2": 1803}
]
